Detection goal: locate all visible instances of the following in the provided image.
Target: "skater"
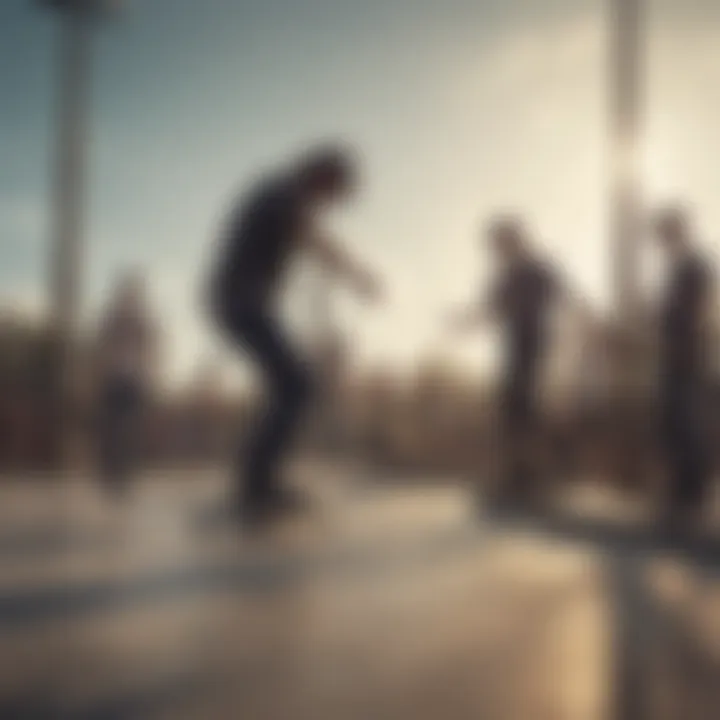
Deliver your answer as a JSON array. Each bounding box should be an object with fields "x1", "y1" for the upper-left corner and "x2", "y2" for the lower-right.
[
  {"x1": 209, "y1": 144, "x2": 382, "y2": 525},
  {"x1": 447, "y1": 215, "x2": 589, "y2": 510}
]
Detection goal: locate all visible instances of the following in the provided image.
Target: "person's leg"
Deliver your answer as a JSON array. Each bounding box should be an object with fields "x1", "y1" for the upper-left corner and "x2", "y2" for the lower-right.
[
  {"x1": 496, "y1": 384, "x2": 524, "y2": 507},
  {"x1": 116, "y1": 381, "x2": 144, "y2": 490},
  {"x1": 666, "y1": 431, "x2": 686, "y2": 513},
  {"x1": 228, "y1": 309, "x2": 314, "y2": 511},
  {"x1": 97, "y1": 384, "x2": 114, "y2": 486},
  {"x1": 660, "y1": 383, "x2": 683, "y2": 516},
  {"x1": 676, "y1": 402, "x2": 710, "y2": 518},
  {"x1": 661, "y1": 380, "x2": 708, "y2": 526},
  {"x1": 501, "y1": 364, "x2": 537, "y2": 504},
  {"x1": 98, "y1": 380, "x2": 127, "y2": 496},
  {"x1": 666, "y1": 429, "x2": 705, "y2": 530}
]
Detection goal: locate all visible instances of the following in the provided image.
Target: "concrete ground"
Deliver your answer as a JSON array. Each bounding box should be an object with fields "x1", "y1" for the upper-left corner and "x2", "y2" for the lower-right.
[{"x1": 0, "y1": 462, "x2": 717, "y2": 720}]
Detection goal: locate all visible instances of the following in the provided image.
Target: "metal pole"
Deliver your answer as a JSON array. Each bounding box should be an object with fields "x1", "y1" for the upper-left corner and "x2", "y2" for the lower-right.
[
  {"x1": 608, "y1": 2, "x2": 648, "y2": 717},
  {"x1": 610, "y1": 0, "x2": 643, "y2": 323},
  {"x1": 608, "y1": 0, "x2": 648, "y2": 492},
  {"x1": 49, "y1": 3, "x2": 93, "y2": 468}
]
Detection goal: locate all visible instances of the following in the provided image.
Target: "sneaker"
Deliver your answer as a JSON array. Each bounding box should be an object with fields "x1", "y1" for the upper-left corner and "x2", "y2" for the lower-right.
[
  {"x1": 237, "y1": 485, "x2": 312, "y2": 529},
  {"x1": 237, "y1": 495, "x2": 278, "y2": 530},
  {"x1": 265, "y1": 484, "x2": 313, "y2": 516},
  {"x1": 659, "y1": 506, "x2": 703, "y2": 544}
]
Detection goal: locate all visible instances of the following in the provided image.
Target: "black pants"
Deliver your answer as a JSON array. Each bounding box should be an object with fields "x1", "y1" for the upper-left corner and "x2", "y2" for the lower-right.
[
  {"x1": 660, "y1": 375, "x2": 710, "y2": 514},
  {"x1": 498, "y1": 353, "x2": 541, "y2": 497},
  {"x1": 98, "y1": 377, "x2": 144, "y2": 493},
  {"x1": 221, "y1": 304, "x2": 314, "y2": 503}
]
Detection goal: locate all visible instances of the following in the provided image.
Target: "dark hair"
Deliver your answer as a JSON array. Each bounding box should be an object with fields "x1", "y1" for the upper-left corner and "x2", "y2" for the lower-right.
[
  {"x1": 485, "y1": 214, "x2": 526, "y2": 242},
  {"x1": 296, "y1": 143, "x2": 357, "y2": 192},
  {"x1": 654, "y1": 203, "x2": 691, "y2": 238}
]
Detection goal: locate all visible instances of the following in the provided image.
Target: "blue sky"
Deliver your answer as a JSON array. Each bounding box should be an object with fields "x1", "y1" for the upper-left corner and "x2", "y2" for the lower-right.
[{"x1": 3, "y1": 0, "x2": 720, "y2": 386}]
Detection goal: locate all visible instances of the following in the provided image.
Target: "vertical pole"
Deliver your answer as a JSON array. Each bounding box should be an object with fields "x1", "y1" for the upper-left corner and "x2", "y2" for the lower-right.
[
  {"x1": 50, "y1": 6, "x2": 92, "y2": 469},
  {"x1": 610, "y1": 0, "x2": 643, "y2": 327},
  {"x1": 609, "y1": 0, "x2": 646, "y2": 490},
  {"x1": 608, "y1": 7, "x2": 647, "y2": 717}
]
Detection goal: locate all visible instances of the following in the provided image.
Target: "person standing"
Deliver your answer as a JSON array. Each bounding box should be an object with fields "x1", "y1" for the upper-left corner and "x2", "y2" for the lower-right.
[
  {"x1": 653, "y1": 206, "x2": 715, "y2": 532},
  {"x1": 209, "y1": 145, "x2": 382, "y2": 526},
  {"x1": 94, "y1": 270, "x2": 158, "y2": 497},
  {"x1": 447, "y1": 215, "x2": 588, "y2": 510}
]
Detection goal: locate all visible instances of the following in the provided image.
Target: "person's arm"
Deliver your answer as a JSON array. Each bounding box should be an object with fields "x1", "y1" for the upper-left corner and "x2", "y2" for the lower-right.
[{"x1": 304, "y1": 233, "x2": 382, "y2": 302}]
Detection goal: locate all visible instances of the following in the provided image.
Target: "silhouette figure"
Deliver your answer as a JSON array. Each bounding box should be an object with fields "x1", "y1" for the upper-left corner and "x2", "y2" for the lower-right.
[
  {"x1": 94, "y1": 270, "x2": 158, "y2": 496},
  {"x1": 447, "y1": 215, "x2": 590, "y2": 508},
  {"x1": 208, "y1": 144, "x2": 381, "y2": 526},
  {"x1": 653, "y1": 205, "x2": 715, "y2": 532}
]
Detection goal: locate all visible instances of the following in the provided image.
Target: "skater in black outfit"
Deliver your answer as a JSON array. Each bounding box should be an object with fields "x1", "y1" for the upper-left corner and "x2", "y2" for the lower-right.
[{"x1": 209, "y1": 145, "x2": 381, "y2": 525}]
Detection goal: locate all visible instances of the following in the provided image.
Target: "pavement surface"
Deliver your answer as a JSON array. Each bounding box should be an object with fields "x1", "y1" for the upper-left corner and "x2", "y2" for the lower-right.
[{"x1": 0, "y1": 462, "x2": 717, "y2": 720}]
